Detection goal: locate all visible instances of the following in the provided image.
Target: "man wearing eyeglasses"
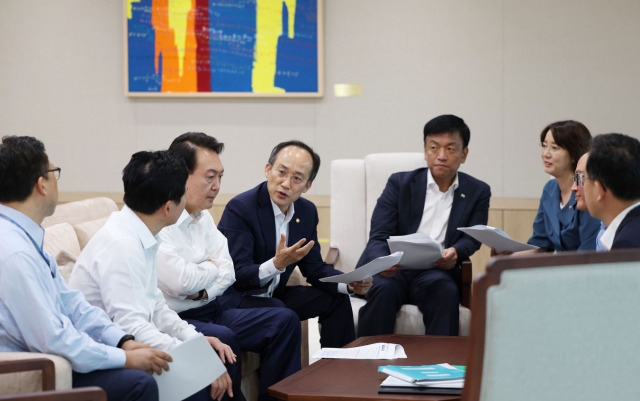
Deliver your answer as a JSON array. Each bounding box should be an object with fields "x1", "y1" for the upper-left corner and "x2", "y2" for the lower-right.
[
  {"x1": 0, "y1": 136, "x2": 170, "y2": 400},
  {"x1": 218, "y1": 140, "x2": 372, "y2": 348},
  {"x1": 571, "y1": 152, "x2": 607, "y2": 252},
  {"x1": 581, "y1": 133, "x2": 640, "y2": 250}
]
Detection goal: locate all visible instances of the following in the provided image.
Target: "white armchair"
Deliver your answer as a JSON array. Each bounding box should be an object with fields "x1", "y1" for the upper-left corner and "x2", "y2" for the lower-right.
[{"x1": 328, "y1": 153, "x2": 471, "y2": 336}]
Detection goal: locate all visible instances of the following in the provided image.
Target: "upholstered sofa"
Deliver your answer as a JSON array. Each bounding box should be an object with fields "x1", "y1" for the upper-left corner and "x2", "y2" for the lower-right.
[{"x1": 0, "y1": 197, "x2": 260, "y2": 400}]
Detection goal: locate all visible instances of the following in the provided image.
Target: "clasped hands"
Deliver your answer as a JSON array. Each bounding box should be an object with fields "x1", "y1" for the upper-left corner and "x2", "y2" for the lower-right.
[{"x1": 379, "y1": 247, "x2": 458, "y2": 278}]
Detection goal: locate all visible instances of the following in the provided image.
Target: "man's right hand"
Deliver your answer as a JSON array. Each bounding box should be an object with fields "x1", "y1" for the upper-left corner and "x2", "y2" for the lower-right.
[
  {"x1": 210, "y1": 371, "x2": 233, "y2": 401},
  {"x1": 379, "y1": 264, "x2": 400, "y2": 278},
  {"x1": 273, "y1": 233, "x2": 314, "y2": 270},
  {"x1": 124, "y1": 348, "x2": 172, "y2": 375}
]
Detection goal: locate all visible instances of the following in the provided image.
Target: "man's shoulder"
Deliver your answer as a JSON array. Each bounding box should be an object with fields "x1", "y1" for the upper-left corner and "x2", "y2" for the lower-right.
[
  {"x1": 458, "y1": 171, "x2": 490, "y2": 190},
  {"x1": 227, "y1": 182, "x2": 264, "y2": 206}
]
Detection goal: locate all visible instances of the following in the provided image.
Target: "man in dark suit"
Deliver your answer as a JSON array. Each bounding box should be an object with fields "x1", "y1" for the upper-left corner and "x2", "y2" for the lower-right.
[
  {"x1": 218, "y1": 140, "x2": 372, "y2": 348},
  {"x1": 356, "y1": 115, "x2": 491, "y2": 337},
  {"x1": 583, "y1": 133, "x2": 640, "y2": 250}
]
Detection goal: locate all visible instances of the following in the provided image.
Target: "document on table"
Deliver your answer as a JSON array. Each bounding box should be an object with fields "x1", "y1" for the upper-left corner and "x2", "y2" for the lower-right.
[
  {"x1": 387, "y1": 233, "x2": 443, "y2": 269},
  {"x1": 311, "y1": 342, "x2": 407, "y2": 360},
  {"x1": 319, "y1": 252, "x2": 403, "y2": 283},
  {"x1": 154, "y1": 335, "x2": 226, "y2": 401},
  {"x1": 457, "y1": 225, "x2": 539, "y2": 253}
]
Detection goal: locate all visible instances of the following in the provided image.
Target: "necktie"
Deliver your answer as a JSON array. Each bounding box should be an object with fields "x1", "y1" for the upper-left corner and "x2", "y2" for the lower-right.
[{"x1": 595, "y1": 222, "x2": 607, "y2": 252}]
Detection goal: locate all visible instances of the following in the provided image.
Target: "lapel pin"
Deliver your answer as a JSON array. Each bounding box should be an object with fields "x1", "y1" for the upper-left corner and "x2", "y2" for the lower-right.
[
  {"x1": 569, "y1": 205, "x2": 573, "y2": 210},
  {"x1": 296, "y1": 218, "x2": 300, "y2": 223},
  {"x1": 461, "y1": 194, "x2": 466, "y2": 198}
]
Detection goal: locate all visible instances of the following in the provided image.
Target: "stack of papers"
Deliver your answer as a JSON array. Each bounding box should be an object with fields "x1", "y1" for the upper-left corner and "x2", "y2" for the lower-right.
[
  {"x1": 458, "y1": 225, "x2": 538, "y2": 253},
  {"x1": 378, "y1": 363, "x2": 465, "y2": 395},
  {"x1": 319, "y1": 252, "x2": 403, "y2": 284},
  {"x1": 387, "y1": 233, "x2": 443, "y2": 269}
]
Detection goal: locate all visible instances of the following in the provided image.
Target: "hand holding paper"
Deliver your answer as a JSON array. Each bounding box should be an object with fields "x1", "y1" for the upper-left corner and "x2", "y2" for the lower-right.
[
  {"x1": 319, "y1": 252, "x2": 403, "y2": 284},
  {"x1": 457, "y1": 225, "x2": 538, "y2": 253}
]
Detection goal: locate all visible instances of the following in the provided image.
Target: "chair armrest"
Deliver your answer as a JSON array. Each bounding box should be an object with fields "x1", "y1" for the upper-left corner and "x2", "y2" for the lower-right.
[
  {"x1": 460, "y1": 258, "x2": 472, "y2": 309},
  {"x1": 0, "y1": 358, "x2": 55, "y2": 391},
  {"x1": 0, "y1": 387, "x2": 106, "y2": 401},
  {"x1": 324, "y1": 247, "x2": 339, "y2": 267}
]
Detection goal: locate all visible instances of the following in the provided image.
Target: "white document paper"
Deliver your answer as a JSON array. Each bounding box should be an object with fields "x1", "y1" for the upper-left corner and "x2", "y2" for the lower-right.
[
  {"x1": 387, "y1": 233, "x2": 443, "y2": 269},
  {"x1": 457, "y1": 225, "x2": 539, "y2": 253},
  {"x1": 311, "y1": 342, "x2": 407, "y2": 360},
  {"x1": 154, "y1": 335, "x2": 226, "y2": 401},
  {"x1": 319, "y1": 252, "x2": 403, "y2": 283}
]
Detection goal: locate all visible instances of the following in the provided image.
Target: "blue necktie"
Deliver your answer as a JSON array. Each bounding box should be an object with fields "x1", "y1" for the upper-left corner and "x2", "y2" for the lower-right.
[{"x1": 596, "y1": 222, "x2": 607, "y2": 252}]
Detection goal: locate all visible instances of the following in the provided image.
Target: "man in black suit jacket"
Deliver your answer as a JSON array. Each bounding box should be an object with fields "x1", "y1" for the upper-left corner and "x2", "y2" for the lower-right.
[
  {"x1": 218, "y1": 140, "x2": 372, "y2": 348},
  {"x1": 583, "y1": 133, "x2": 640, "y2": 250},
  {"x1": 356, "y1": 115, "x2": 491, "y2": 337}
]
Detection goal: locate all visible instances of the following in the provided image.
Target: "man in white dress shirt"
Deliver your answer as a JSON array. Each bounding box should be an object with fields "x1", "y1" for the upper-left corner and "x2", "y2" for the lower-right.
[
  {"x1": 157, "y1": 132, "x2": 301, "y2": 401},
  {"x1": 70, "y1": 150, "x2": 237, "y2": 401}
]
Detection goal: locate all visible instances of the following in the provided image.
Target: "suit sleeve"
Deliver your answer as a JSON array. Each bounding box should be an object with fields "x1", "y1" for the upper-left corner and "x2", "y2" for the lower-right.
[
  {"x1": 356, "y1": 175, "x2": 402, "y2": 267},
  {"x1": 218, "y1": 198, "x2": 268, "y2": 292},
  {"x1": 449, "y1": 182, "x2": 491, "y2": 260}
]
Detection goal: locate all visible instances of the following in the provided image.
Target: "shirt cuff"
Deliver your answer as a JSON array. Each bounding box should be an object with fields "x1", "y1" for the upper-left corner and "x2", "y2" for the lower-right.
[
  {"x1": 258, "y1": 258, "x2": 283, "y2": 283},
  {"x1": 103, "y1": 324, "x2": 128, "y2": 348},
  {"x1": 338, "y1": 283, "x2": 349, "y2": 294}
]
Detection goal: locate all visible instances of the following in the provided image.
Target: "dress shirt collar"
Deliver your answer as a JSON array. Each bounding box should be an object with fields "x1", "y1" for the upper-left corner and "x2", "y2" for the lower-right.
[
  {"x1": 175, "y1": 208, "x2": 204, "y2": 229},
  {"x1": 270, "y1": 198, "x2": 295, "y2": 225},
  {"x1": 427, "y1": 169, "x2": 459, "y2": 194},
  {"x1": 0, "y1": 204, "x2": 45, "y2": 248},
  {"x1": 600, "y1": 201, "x2": 640, "y2": 250},
  {"x1": 120, "y1": 205, "x2": 158, "y2": 250}
]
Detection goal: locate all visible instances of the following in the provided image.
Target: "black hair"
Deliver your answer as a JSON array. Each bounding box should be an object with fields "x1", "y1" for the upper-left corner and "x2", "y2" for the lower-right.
[
  {"x1": 540, "y1": 120, "x2": 591, "y2": 171},
  {"x1": 423, "y1": 114, "x2": 471, "y2": 148},
  {"x1": 267, "y1": 140, "x2": 321, "y2": 182},
  {"x1": 169, "y1": 132, "x2": 224, "y2": 174},
  {"x1": 587, "y1": 133, "x2": 640, "y2": 201},
  {"x1": 122, "y1": 150, "x2": 188, "y2": 214},
  {"x1": 0, "y1": 136, "x2": 50, "y2": 203}
]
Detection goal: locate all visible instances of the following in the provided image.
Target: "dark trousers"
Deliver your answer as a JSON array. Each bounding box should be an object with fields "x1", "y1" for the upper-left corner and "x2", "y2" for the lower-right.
[
  {"x1": 73, "y1": 368, "x2": 158, "y2": 401},
  {"x1": 180, "y1": 299, "x2": 301, "y2": 401},
  {"x1": 357, "y1": 268, "x2": 460, "y2": 337},
  {"x1": 235, "y1": 285, "x2": 355, "y2": 348}
]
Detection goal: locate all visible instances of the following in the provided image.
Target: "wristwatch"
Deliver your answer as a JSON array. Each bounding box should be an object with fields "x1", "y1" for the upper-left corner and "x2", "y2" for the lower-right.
[{"x1": 117, "y1": 334, "x2": 135, "y2": 348}]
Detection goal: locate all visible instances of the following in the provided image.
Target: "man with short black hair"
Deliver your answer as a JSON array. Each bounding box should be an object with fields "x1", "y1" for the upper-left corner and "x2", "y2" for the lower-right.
[
  {"x1": 70, "y1": 150, "x2": 237, "y2": 401},
  {"x1": 356, "y1": 114, "x2": 491, "y2": 337},
  {"x1": 583, "y1": 133, "x2": 640, "y2": 250},
  {"x1": 219, "y1": 140, "x2": 372, "y2": 348},
  {"x1": 0, "y1": 136, "x2": 169, "y2": 401}
]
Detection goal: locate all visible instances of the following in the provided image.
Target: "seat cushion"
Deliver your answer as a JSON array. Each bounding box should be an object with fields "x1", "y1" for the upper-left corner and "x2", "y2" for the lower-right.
[
  {"x1": 73, "y1": 217, "x2": 109, "y2": 250},
  {"x1": 43, "y1": 223, "x2": 81, "y2": 282}
]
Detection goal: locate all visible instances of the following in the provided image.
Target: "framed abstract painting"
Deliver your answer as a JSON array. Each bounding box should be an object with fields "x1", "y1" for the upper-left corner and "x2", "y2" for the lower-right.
[{"x1": 125, "y1": 0, "x2": 323, "y2": 97}]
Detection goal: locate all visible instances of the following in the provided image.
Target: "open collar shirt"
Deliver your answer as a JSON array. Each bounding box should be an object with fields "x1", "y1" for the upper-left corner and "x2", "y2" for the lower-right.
[
  {"x1": 69, "y1": 206, "x2": 200, "y2": 352},
  {"x1": 157, "y1": 209, "x2": 236, "y2": 312},
  {"x1": 600, "y1": 201, "x2": 640, "y2": 250},
  {"x1": 417, "y1": 170, "x2": 459, "y2": 246},
  {"x1": 0, "y1": 204, "x2": 126, "y2": 373}
]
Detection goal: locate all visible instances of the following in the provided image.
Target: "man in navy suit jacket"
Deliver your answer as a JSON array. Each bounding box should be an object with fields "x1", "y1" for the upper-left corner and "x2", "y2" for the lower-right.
[
  {"x1": 218, "y1": 140, "x2": 372, "y2": 348},
  {"x1": 583, "y1": 133, "x2": 640, "y2": 250},
  {"x1": 356, "y1": 115, "x2": 491, "y2": 336}
]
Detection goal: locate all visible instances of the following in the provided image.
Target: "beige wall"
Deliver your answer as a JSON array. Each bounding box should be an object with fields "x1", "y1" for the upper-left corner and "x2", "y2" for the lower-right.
[{"x1": 2, "y1": 0, "x2": 640, "y2": 201}]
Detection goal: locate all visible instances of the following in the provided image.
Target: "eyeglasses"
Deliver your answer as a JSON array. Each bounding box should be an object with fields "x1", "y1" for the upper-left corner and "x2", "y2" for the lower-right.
[
  {"x1": 46, "y1": 167, "x2": 61, "y2": 180},
  {"x1": 573, "y1": 172, "x2": 585, "y2": 186},
  {"x1": 540, "y1": 142, "x2": 562, "y2": 154},
  {"x1": 272, "y1": 168, "x2": 308, "y2": 185}
]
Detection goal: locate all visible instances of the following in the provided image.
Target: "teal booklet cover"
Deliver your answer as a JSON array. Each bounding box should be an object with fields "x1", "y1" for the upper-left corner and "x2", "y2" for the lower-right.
[{"x1": 378, "y1": 363, "x2": 465, "y2": 384}]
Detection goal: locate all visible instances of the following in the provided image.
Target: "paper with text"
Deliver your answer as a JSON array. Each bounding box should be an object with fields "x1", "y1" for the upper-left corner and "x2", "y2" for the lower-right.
[
  {"x1": 387, "y1": 233, "x2": 443, "y2": 269},
  {"x1": 312, "y1": 342, "x2": 407, "y2": 360},
  {"x1": 154, "y1": 335, "x2": 226, "y2": 401},
  {"x1": 319, "y1": 252, "x2": 403, "y2": 283},
  {"x1": 458, "y1": 225, "x2": 539, "y2": 253}
]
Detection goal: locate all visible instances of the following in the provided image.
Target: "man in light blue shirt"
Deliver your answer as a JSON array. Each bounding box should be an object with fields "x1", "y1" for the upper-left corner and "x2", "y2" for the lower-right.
[{"x1": 0, "y1": 136, "x2": 170, "y2": 400}]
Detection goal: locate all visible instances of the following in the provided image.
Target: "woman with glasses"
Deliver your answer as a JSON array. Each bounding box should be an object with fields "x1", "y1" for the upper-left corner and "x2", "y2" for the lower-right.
[{"x1": 525, "y1": 120, "x2": 601, "y2": 252}]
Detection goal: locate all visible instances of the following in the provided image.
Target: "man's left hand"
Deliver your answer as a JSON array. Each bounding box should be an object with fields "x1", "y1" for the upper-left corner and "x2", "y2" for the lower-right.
[
  {"x1": 433, "y1": 247, "x2": 458, "y2": 270},
  {"x1": 348, "y1": 277, "x2": 373, "y2": 295}
]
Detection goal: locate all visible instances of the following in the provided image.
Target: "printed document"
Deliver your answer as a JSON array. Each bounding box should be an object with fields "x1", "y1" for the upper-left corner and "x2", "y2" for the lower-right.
[
  {"x1": 457, "y1": 225, "x2": 539, "y2": 253},
  {"x1": 154, "y1": 335, "x2": 226, "y2": 401},
  {"x1": 387, "y1": 233, "x2": 443, "y2": 269},
  {"x1": 319, "y1": 252, "x2": 403, "y2": 283},
  {"x1": 312, "y1": 342, "x2": 407, "y2": 360}
]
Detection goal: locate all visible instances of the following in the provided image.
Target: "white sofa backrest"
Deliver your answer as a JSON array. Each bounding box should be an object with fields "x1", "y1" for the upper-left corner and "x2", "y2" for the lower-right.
[
  {"x1": 330, "y1": 153, "x2": 426, "y2": 273},
  {"x1": 42, "y1": 197, "x2": 118, "y2": 228}
]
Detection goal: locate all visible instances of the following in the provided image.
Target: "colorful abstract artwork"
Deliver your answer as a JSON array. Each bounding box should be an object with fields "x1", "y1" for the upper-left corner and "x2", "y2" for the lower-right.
[{"x1": 125, "y1": 0, "x2": 322, "y2": 96}]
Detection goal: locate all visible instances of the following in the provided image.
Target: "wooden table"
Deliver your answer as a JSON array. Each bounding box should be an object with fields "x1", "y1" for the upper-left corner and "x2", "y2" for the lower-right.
[{"x1": 269, "y1": 334, "x2": 469, "y2": 401}]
